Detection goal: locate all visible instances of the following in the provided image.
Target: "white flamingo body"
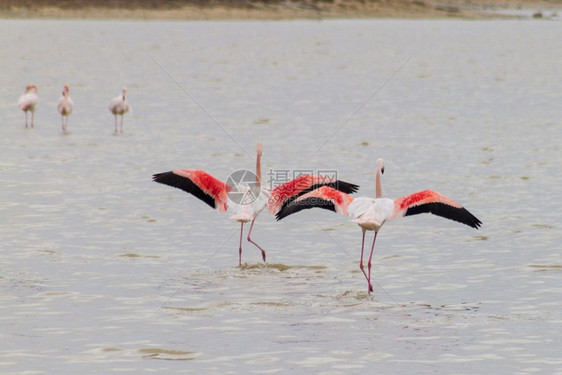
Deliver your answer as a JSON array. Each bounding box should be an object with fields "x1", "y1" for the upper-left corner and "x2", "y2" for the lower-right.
[
  {"x1": 229, "y1": 187, "x2": 271, "y2": 223},
  {"x1": 109, "y1": 95, "x2": 129, "y2": 115},
  {"x1": 57, "y1": 84, "x2": 73, "y2": 133},
  {"x1": 349, "y1": 197, "x2": 394, "y2": 232},
  {"x1": 18, "y1": 85, "x2": 39, "y2": 128},
  {"x1": 153, "y1": 144, "x2": 359, "y2": 266},
  {"x1": 276, "y1": 158, "x2": 481, "y2": 292},
  {"x1": 109, "y1": 87, "x2": 129, "y2": 134}
]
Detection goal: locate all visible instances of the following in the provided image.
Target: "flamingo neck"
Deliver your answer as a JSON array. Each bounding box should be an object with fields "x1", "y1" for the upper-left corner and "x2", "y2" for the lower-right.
[
  {"x1": 375, "y1": 169, "x2": 382, "y2": 198},
  {"x1": 256, "y1": 152, "x2": 262, "y2": 188}
]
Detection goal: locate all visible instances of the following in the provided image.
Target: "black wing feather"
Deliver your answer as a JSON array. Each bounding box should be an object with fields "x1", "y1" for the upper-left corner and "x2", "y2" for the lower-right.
[
  {"x1": 277, "y1": 180, "x2": 359, "y2": 215},
  {"x1": 152, "y1": 171, "x2": 217, "y2": 210},
  {"x1": 276, "y1": 197, "x2": 336, "y2": 221},
  {"x1": 405, "y1": 202, "x2": 482, "y2": 229}
]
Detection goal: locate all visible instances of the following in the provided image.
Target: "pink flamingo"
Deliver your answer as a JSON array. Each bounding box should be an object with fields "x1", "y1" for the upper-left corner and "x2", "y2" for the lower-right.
[
  {"x1": 57, "y1": 84, "x2": 74, "y2": 134},
  {"x1": 18, "y1": 85, "x2": 39, "y2": 128},
  {"x1": 276, "y1": 158, "x2": 482, "y2": 293},
  {"x1": 109, "y1": 87, "x2": 129, "y2": 134},
  {"x1": 153, "y1": 144, "x2": 359, "y2": 266}
]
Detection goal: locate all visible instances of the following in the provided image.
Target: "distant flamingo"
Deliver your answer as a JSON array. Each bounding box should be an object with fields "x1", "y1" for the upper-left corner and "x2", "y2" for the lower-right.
[
  {"x1": 109, "y1": 87, "x2": 129, "y2": 134},
  {"x1": 276, "y1": 158, "x2": 482, "y2": 293},
  {"x1": 57, "y1": 84, "x2": 74, "y2": 134},
  {"x1": 18, "y1": 85, "x2": 39, "y2": 128},
  {"x1": 153, "y1": 144, "x2": 359, "y2": 266}
]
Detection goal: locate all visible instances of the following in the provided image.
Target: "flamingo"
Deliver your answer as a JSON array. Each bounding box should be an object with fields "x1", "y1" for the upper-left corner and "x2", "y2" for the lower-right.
[
  {"x1": 109, "y1": 87, "x2": 129, "y2": 134},
  {"x1": 18, "y1": 85, "x2": 39, "y2": 128},
  {"x1": 153, "y1": 144, "x2": 359, "y2": 266},
  {"x1": 276, "y1": 158, "x2": 482, "y2": 293},
  {"x1": 57, "y1": 84, "x2": 73, "y2": 134}
]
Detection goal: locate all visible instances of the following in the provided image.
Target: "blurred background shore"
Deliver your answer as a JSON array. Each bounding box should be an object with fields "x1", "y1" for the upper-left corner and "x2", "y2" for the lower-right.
[{"x1": 1, "y1": 0, "x2": 561, "y2": 19}]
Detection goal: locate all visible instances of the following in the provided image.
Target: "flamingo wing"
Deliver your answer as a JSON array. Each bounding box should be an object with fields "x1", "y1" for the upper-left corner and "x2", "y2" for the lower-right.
[
  {"x1": 392, "y1": 190, "x2": 481, "y2": 229},
  {"x1": 347, "y1": 197, "x2": 376, "y2": 220},
  {"x1": 269, "y1": 175, "x2": 359, "y2": 214},
  {"x1": 18, "y1": 97, "x2": 28, "y2": 110},
  {"x1": 57, "y1": 98, "x2": 64, "y2": 113},
  {"x1": 153, "y1": 169, "x2": 232, "y2": 212},
  {"x1": 275, "y1": 186, "x2": 354, "y2": 221},
  {"x1": 18, "y1": 93, "x2": 37, "y2": 111},
  {"x1": 109, "y1": 97, "x2": 128, "y2": 115},
  {"x1": 108, "y1": 98, "x2": 119, "y2": 113},
  {"x1": 58, "y1": 97, "x2": 73, "y2": 115}
]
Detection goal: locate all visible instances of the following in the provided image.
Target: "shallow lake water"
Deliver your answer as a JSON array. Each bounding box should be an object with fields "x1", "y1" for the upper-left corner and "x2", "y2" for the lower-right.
[{"x1": 1, "y1": 18, "x2": 561, "y2": 374}]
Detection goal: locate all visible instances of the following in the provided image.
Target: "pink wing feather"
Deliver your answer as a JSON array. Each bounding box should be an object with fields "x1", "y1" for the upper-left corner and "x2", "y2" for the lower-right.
[
  {"x1": 153, "y1": 169, "x2": 232, "y2": 212},
  {"x1": 392, "y1": 190, "x2": 481, "y2": 228},
  {"x1": 269, "y1": 175, "x2": 358, "y2": 214},
  {"x1": 275, "y1": 186, "x2": 355, "y2": 220}
]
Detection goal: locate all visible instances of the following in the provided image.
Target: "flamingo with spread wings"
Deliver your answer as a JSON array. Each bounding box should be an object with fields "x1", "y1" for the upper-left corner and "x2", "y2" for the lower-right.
[
  {"x1": 153, "y1": 144, "x2": 359, "y2": 266},
  {"x1": 276, "y1": 158, "x2": 481, "y2": 293}
]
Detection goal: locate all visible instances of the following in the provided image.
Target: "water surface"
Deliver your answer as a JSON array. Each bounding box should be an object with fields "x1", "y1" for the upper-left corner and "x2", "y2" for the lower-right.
[{"x1": 1, "y1": 19, "x2": 561, "y2": 374}]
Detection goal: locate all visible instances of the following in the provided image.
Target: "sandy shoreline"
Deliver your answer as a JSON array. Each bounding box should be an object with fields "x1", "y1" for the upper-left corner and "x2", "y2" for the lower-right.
[{"x1": 1, "y1": 0, "x2": 561, "y2": 20}]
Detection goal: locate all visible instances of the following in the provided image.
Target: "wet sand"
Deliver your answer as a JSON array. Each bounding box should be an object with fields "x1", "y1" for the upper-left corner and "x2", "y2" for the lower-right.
[{"x1": 1, "y1": 0, "x2": 561, "y2": 20}]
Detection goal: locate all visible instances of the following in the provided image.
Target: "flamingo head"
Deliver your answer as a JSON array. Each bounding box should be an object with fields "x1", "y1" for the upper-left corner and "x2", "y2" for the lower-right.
[
  {"x1": 63, "y1": 84, "x2": 70, "y2": 95},
  {"x1": 26, "y1": 85, "x2": 38, "y2": 93},
  {"x1": 376, "y1": 158, "x2": 385, "y2": 175},
  {"x1": 121, "y1": 87, "x2": 127, "y2": 99}
]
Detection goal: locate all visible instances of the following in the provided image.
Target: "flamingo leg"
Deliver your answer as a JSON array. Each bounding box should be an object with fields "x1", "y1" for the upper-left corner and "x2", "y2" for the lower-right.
[
  {"x1": 238, "y1": 222, "x2": 244, "y2": 267},
  {"x1": 24, "y1": 111, "x2": 28, "y2": 128},
  {"x1": 114, "y1": 115, "x2": 118, "y2": 134},
  {"x1": 30, "y1": 111, "x2": 34, "y2": 128},
  {"x1": 358, "y1": 229, "x2": 371, "y2": 287},
  {"x1": 120, "y1": 115, "x2": 124, "y2": 134},
  {"x1": 366, "y1": 231, "x2": 378, "y2": 294},
  {"x1": 247, "y1": 218, "x2": 266, "y2": 263}
]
